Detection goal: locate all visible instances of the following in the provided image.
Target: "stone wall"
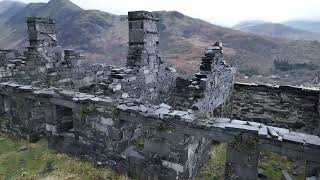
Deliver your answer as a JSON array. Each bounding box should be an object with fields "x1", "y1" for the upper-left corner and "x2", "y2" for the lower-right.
[
  {"x1": 0, "y1": 11, "x2": 213, "y2": 180},
  {"x1": 0, "y1": 31, "x2": 112, "y2": 91},
  {"x1": 102, "y1": 10, "x2": 177, "y2": 104},
  {"x1": 0, "y1": 49, "x2": 25, "y2": 81},
  {"x1": 0, "y1": 82, "x2": 319, "y2": 179},
  {"x1": 47, "y1": 98, "x2": 211, "y2": 179},
  {"x1": 27, "y1": 17, "x2": 57, "y2": 47},
  {"x1": 169, "y1": 42, "x2": 234, "y2": 118},
  {"x1": 0, "y1": 10, "x2": 319, "y2": 180},
  {"x1": 233, "y1": 82, "x2": 320, "y2": 135},
  {"x1": 0, "y1": 86, "x2": 51, "y2": 141}
]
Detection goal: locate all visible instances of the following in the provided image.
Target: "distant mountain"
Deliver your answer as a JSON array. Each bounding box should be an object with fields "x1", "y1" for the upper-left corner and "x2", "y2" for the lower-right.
[
  {"x1": 233, "y1": 20, "x2": 267, "y2": 29},
  {"x1": 234, "y1": 22, "x2": 320, "y2": 41},
  {"x1": 284, "y1": 21, "x2": 320, "y2": 34},
  {"x1": 0, "y1": 0, "x2": 26, "y2": 47},
  {"x1": 0, "y1": 0, "x2": 319, "y2": 85},
  {"x1": 0, "y1": 0, "x2": 26, "y2": 22}
]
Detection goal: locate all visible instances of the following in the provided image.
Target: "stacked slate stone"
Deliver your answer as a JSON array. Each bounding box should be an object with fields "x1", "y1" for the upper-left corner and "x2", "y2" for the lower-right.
[
  {"x1": 19, "y1": 17, "x2": 61, "y2": 86},
  {"x1": 233, "y1": 82, "x2": 320, "y2": 135},
  {"x1": 185, "y1": 42, "x2": 233, "y2": 117},
  {"x1": 95, "y1": 11, "x2": 176, "y2": 104},
  {"x1": 111, "y1": 101, "x2": 212, "y2": 179},
  {"x1": 27, "y1": 17, "x2": 57, "y2": 47},
  {"x1": 168, "y1": 42, "x2": 233, "y2": 118},
  {"x1": 100, "y1": 68, "x2": 134, "y2": 94},
  {"x1": 0, "y1": 92, "x2": 50, "y2": 142},
  {"x1": 199, "y1": 50, "x2": 214, "y2": 73},
  {"x1": 198, "y1": 42, "x2": 222, "y2": 74},
  {"x1": 168, "y1": 77, "x2": 194, "y2": 110},
  {"x1": 23, "y1": 17, "x2": 110, "y2": 90},
  {"x1": 191, "y1": 43, "x2": 223, "y2": 100},
  {"x1": 170, "y1": 42, "x2": 233, "y2": 117},
  {"x1": 0, "y1": 81, "x2": 319, "y2": 179},
  {"x1": 0, "y1": 50, "x2": 25, "y2": 81},
  {"x1": 127, "y1": 11, "x2": 161, "y2": 70}
]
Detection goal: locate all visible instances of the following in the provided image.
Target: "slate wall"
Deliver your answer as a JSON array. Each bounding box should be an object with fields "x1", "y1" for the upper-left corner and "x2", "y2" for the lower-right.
[
  {"x1": 27, "y1": 17, "x2": 57, "y2": 47},
  {"x1": 0, "y1": 94, "x2": 51, "y2": 141},
  {"x1": 45, "y1": 97, "x2": 210, "y2": 180},
  {"x1": 233, "y1": 83, "x2": 320, "y2": 135},
  {"x1": 169, "y1": 42, "x2": 234, "y2": 118}
]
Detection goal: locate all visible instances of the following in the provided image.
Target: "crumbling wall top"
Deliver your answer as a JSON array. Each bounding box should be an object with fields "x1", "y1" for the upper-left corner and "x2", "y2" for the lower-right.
[
  {"x1": 27, "y1": 16, "x2": 57, "y2": 47},
  {"x1": 128, "y1": 11, "x2": 159, "y2": 21},
  {"x1": 27, "y1": 16, "x2": 55, "y2": 24}
]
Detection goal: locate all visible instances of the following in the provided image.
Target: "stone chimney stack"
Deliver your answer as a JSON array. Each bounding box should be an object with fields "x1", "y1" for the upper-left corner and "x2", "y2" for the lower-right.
[
  {"x1": 27, "y1": 17, "x2": 57, "y2": 47},
  {"x1": 127, "y1": 11, "x2": 161, "y2": 69}
]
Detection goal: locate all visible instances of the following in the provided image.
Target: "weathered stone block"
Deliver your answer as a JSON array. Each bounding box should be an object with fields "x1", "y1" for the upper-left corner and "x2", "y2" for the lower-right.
[{"x1": 144, "y1": 140, "x2": 170, "y2": 157}]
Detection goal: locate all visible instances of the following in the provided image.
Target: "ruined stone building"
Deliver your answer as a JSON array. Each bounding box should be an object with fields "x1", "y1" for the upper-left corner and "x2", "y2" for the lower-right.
[{"x1": 0, "y1": 11, "x2": 319, "y2": 180}]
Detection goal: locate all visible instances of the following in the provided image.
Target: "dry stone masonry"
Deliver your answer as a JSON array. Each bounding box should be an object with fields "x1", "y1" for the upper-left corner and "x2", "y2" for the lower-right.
[
  {"x1": 27, "y1": 17, "x2": 57, "y2": 47},
  {"x1": 233, "y1": 82, "x2": 320, "y2": 136},
  {"x1": 0, "y1": 11, "x2": 319, "y2": 180}
]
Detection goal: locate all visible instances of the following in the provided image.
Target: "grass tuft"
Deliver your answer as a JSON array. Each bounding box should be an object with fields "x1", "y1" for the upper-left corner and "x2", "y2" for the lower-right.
[{"x1": 0, "y1": 133, "x2": 131, "y2": 180}]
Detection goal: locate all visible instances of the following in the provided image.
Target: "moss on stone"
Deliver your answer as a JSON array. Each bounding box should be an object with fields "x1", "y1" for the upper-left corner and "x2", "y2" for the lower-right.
[
  {"x1": 231, "y1": 136, "x2": 259, "y2": 151},
  {"x1": 259, "y1": 152, "x2": 305, "y2": 180},
  {"x1": 304, "y1": 83, "x2": 320, "y2": 88},
  {"x1": 0, "y1": 117, "x2": 10, "y2": 128},
  {"x1": 156, "y1": 122, "x2": 174, "y2": 132},
  {"x1": 111, "y1": 107, "x2": 120, "y2": 121},
  {"x1": 133, "y1": 135, "x2": 145, "y2": 149},
  {"x1": 80, "y1": 103, "x2": 97, "y2": 117},
  {"x1": 0, "y1": 133, "x2": 305, "y2": 180},
  {"x1": 197, "y1": 143, "x2": 305, "y2": 180},
  {"x1": 197, "y1": 143, "x2": 226, "y2": 180},
  {"x1": 132, "y1": 131, "x2": 154, "y2": 150}
]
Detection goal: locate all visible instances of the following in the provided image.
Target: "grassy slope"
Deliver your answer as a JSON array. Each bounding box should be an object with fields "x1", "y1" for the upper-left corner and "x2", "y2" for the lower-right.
[
  {"x1": 0, "y1": 133, "x2": 131, "y2": 180},
  {"x1": 197, "y1": 144, "x2": 226, "y2": 180},
  {"x1": 0, "y1": 133, "x2": 305, "y2": 180},
  {"x1": 197, "y1": 144, "x2": 305, "y2": 180}
]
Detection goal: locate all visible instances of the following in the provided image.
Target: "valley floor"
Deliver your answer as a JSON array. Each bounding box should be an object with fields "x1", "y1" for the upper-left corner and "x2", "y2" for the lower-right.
[{"x1": 0, "y1": 133, "x2": 305, "y2": 180}]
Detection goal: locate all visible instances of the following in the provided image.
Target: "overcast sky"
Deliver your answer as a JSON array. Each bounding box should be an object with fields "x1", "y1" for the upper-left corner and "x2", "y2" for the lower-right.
[{"x1": 7, "y1": 0, "x2": 320, "y2": 26}]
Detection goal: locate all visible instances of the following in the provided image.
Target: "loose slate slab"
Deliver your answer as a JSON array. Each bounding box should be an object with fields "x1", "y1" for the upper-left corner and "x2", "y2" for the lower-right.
[
  {"x1": 154, "y1": 108, "x2": 170, "y2": 118},
  {"x1": 303, "y1": 135, "x2": 320, "y2": 148},
  {"x1": 213, "y1": 118, "x2": 231, "y2": 123},
  {"x1": 258, "y1": 126, "x2": 268, "y2": 137},
  {"x1": 231, "y1": 119, "x2": 248, "y2": 125},
  {"x1": 267, "y1": 127, "x2": 279, "y2": 138},
  {"x1": 248, "y1": 121, "x2": 263, "y2": 127},
  {"x1": 171, "y1": 110, "x2": 188, "y2": 117},
  {"x1": 159, "y1": 103, "x2": 171, "y2": 109},
  {"x1": 34, "y1": 89, "x2": 56, "y2": 97},
  {"x1": 19, "y1": 85, "x2": 33, "y2": 91},
  {"x1": 282, "y1": 133, "x2": 305, "y2": 144},
  {"x1": 225, "y1": 123, "x2": 259, "y2": 134}
]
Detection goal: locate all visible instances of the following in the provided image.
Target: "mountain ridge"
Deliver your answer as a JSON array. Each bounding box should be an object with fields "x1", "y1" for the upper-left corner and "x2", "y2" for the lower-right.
[
  {"x1": 284, "y1": 20, "x2": 320, "y2": 34},
  {"x1": 0, "y1": 0, "x2": 319, "y2": 85},
  {"x1": 234, "y1": 22, "x2": 320, "y2": 41}
]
